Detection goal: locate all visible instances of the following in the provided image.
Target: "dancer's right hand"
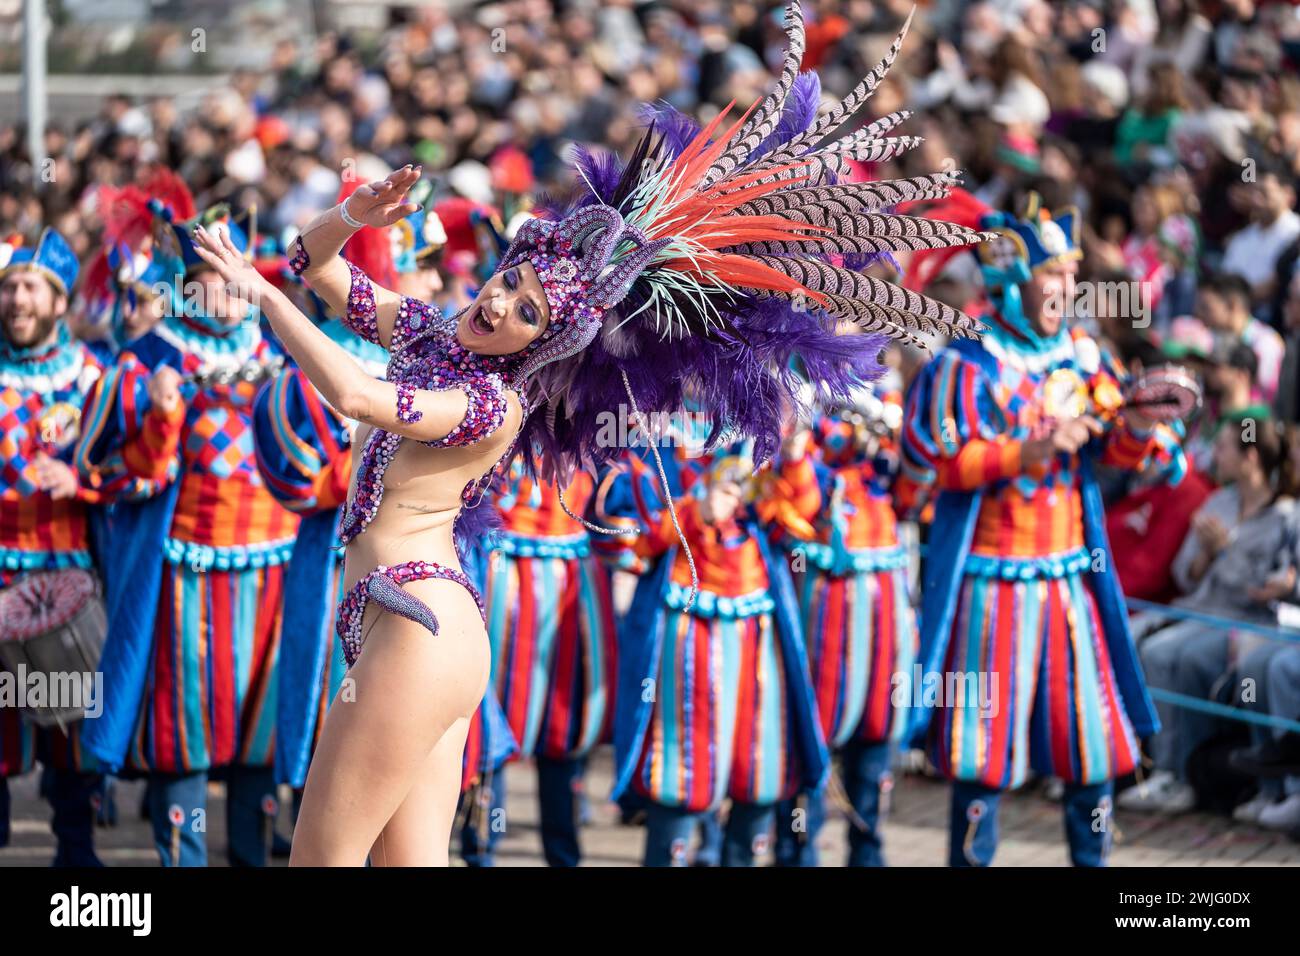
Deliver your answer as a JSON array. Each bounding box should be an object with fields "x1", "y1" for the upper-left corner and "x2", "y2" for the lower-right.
[{"x1": 343, "y1": 165, "x2": 423, "y2": 228}]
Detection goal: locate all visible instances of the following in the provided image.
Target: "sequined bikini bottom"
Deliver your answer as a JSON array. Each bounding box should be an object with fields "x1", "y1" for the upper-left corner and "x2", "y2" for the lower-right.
[{"x1": 335, "y1": 560, "x2": 484, "y2": 667}]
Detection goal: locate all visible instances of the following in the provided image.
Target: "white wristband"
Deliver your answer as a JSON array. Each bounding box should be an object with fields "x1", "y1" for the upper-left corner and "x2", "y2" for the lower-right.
[{"x1": 339, "y1": 199, "x2": 364, "y2": 230}]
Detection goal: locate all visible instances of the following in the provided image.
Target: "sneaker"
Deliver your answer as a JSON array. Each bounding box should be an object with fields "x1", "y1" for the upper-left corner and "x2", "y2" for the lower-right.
[
  {"x1": 1116, "y1": 770, "x2": 1195, "y2": 813},
  {"x1": 1257, "y1": 793, "x2": 1300, "y2": 831},
  {"x1": 1232, "y1": 793, "x2": 1274, "y2": 825}
]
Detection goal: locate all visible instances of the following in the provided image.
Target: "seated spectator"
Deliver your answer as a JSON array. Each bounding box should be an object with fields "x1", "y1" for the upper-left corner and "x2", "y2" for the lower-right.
[
  {"x1": 1197, "y1": 271, "x2": 1284, "y2": 405},
  {"x1": 1120, "y1": 417, "x2": 1299, "y2": 813}
]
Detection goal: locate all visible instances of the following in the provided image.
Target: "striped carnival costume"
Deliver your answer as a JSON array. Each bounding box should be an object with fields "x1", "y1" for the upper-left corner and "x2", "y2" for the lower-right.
[
  {"x1": 606, "y1": 444, "x2": 829, "y2": 866},
  {"x1": 74, "y1": 206, "x2": 298, "y2": 866},
  {"x1": 0, "y1": 229, "x2": 112, "y2": 865},
  {"x1": 464, "y1": 469, "x2": 617, "y2": 866},
  {"x1": 901, "y1": 198, "x2": 1165, "y2": 866},
  {"x1": 769, "y1": 388, "x2": 918, "y2": 866}
]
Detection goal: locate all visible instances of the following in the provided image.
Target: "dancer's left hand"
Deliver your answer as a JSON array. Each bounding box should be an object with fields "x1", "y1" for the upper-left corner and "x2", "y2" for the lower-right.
[{"x1": 344, "y1": 166, "x2": 422, "y2": 228}]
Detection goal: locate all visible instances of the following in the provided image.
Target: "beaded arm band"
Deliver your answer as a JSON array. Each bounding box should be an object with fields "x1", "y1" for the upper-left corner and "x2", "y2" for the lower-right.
[
  {"x1": 288, "y1": 236, "x2": 310, "y2": 276},
  {"x1": 423, "y1": 376, "x2": 510, "y2": 448}
]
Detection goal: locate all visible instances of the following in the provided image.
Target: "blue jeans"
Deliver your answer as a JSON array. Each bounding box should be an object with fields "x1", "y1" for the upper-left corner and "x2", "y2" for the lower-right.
[
  {"x1": 644, "y1": 801, "x2": 775, "y2": 867},
  {"x1": 1139, "y1": 624, "x2": 1230, "y2": 777},
  {"x1": 949, "y1": 780, "x2": 1114, "y2": 866},
  {"x1": 148, "y1": 767, "x2": 277, "y2": 867},
  {"x1": 1239, "y1": 643, "x2": 1300, "y2": 799}
]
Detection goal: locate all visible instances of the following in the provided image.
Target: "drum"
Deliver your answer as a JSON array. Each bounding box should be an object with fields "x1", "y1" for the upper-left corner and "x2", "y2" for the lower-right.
[
  {"x1": 1126, "y1": 364, "x2": 1202, "y2": 424},
  {"x1": 0, "y1": 568, "x2": 107, "y2": 729}
]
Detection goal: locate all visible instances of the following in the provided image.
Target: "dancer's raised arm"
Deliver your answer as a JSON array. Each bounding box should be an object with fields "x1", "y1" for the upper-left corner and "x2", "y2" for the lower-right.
[
  {"x1": 289, "y1": 165, "x2": 422, "y2": 350},
  {"x1": 192, "y1": 223, "x2": 519, "y2": 448}
]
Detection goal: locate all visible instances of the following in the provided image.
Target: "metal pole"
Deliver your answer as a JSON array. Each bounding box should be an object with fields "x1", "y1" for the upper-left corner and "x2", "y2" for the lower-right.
[{"x1": 22, "y1": 0, "x2": 47, "y2": 193}]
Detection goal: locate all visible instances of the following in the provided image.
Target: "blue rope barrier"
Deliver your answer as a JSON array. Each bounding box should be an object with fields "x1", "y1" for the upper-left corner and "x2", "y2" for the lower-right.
[
  {"x1": 1146, "y1": 687, "x2": 1300, "y2": 736},
  {"x1": 1126, "y1": 597, "x2": 1300, "y2": 646}
]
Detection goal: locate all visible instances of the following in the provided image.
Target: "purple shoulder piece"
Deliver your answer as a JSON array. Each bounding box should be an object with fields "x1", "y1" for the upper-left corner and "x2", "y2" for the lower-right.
[{"x1": 390, "y1": 297, "x2": 444, "y2": 354}]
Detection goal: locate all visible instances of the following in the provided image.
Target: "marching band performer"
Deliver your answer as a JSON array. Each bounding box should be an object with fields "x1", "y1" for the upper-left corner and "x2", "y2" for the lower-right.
[
  {"x1": 610, "y1": 441, "x2": 831, "y2": 866},
  {"x1": 74, "y1": 203, "x2": 297, "y2": 867},
  {"x1": 0, "y1": 228, "x2": 108, "y2": 866},
  {"x1": 901, "y1": 197, "x2": 1164, "y2": 867},
  {"x1": 467, "y1": 467, "x2": 617, "y2": 866},
  {"x1": 771, "y1": 382, "x2": 918, "y2": 866}
]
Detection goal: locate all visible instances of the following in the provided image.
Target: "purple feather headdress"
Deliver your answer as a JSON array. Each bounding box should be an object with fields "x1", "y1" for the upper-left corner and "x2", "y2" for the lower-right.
[{"x1": 468, "y1": 2, "x2": 993, "y2": 600}]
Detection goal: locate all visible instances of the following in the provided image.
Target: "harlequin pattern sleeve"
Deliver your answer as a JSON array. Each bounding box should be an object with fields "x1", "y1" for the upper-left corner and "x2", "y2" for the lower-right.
[
  {"x1": 252, "y1": 367, "x2": 353, "y2": 514},
  {"x1": 902, "y1": 350, "x2": 1024, "y2": 492},
  {"x1": 74, "y1": 355, "x2": 182, "y2": 499}
]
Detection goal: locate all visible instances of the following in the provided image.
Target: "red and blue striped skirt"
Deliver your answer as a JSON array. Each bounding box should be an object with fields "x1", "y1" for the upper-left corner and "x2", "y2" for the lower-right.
[
  {"x1": 125, "y1": 561, "x2": 284, "y2": 774},
  {"x1": 631, "y1": 601, "x2": 801, "y2": 813},
  {"x1": 926, "y1": 564, "x2": 1140, "y2": 789},
  {"x1": 797, "y1": 562, "x2": 917, "y2": 748},
  {"x1": 485, "y1": 544, "x2": 617, "y2": 760}
]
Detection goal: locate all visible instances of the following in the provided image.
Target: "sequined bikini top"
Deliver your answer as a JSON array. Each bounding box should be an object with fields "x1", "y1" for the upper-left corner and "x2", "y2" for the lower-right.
[{"x1": 336, "y1": 263, "x2": 524, "y2": 544}]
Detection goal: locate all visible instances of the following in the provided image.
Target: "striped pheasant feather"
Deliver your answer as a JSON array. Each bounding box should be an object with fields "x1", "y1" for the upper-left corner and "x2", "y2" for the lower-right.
[{"x1": 697, "y1": 0, "x2": 807, "y2": 191}]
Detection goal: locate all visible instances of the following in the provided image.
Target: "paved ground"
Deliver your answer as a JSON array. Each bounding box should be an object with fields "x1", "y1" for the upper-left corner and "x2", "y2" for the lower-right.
[{"x1": 3, "y1": 748, "x2": 1297, "y2": 867}]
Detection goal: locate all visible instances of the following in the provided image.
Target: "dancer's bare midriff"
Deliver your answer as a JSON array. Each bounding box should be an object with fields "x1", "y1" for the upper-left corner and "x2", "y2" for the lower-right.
[{"x1": 340, "y1": 422, "x2": 478, "y2": 589}]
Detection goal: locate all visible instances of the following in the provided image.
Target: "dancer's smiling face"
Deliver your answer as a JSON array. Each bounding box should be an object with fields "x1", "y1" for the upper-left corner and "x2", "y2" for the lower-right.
[{"x1": 457, "y1": 261, "x2": 551, "y2": 355}]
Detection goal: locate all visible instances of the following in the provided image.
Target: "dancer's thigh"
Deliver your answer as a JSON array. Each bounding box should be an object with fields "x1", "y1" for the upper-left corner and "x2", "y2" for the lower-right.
[
  {"x1": 290, "y1": 580, "x2": 489, "y2": 865},
  {"x1": 370, "y1": 717, "x2": 470, "y2": 867}
]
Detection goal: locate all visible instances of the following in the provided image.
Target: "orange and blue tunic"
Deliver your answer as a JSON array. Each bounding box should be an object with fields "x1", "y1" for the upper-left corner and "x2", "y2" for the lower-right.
[
  {"x1": 0, "y1": 324, "x2": 115, "y2": 776},
  {"x1": 484, "y1": 469, "x2": 617, "y2": 761},
  {"x1": 607, "y1": 449, "x2": 828, "y2": 814},
  {"x1": 901, "y1": 327, "x2": 1161, "y2": 789},
  {"x1": 75, "y1": 313, "x2": 298, "y2": 774},
  {"x1": 768, "y1": 417, "x2": 918, "y2": 749}
]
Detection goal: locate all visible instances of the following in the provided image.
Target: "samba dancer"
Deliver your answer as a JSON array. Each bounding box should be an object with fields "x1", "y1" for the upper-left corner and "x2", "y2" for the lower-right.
[
  {"x1": 189, "y1": 0, "x2": 991, "y2": 865},
  {"x1": 75, "y1": 205, "x2": 296, "y2": 867},
  {"x1": 252, "y1": 203, "x2": 514, "y2": 837},
  {"x1": 0, "y1": 228, "x2": 111, "y2": 867}
]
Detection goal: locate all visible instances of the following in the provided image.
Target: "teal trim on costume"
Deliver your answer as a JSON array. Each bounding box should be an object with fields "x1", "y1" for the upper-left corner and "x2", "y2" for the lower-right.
[
  {"x1": 663, "y1": 581, "x2": 775, "y2": 619},
  {"x1": 494, "y1": 529, "x2": 591, "y2": 559},
  {"x1": 0, "y1": 545, "x2": 93, "y2": 572},
  {"x1": 0, "y1": 322, "x2": 77, "y2": 370},
  {"x1": 162, "y1": 536, "x2": 296, "y2": 571},
  {"x1": 793, "y1": 540, "x2": 908, "y2": 574},
  {"x1": 319, "y1": 317, "x2": 390, "y2": 368},
  {"x1": 963, "y1": 547, "x2": 1092, "y2": 581}
]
